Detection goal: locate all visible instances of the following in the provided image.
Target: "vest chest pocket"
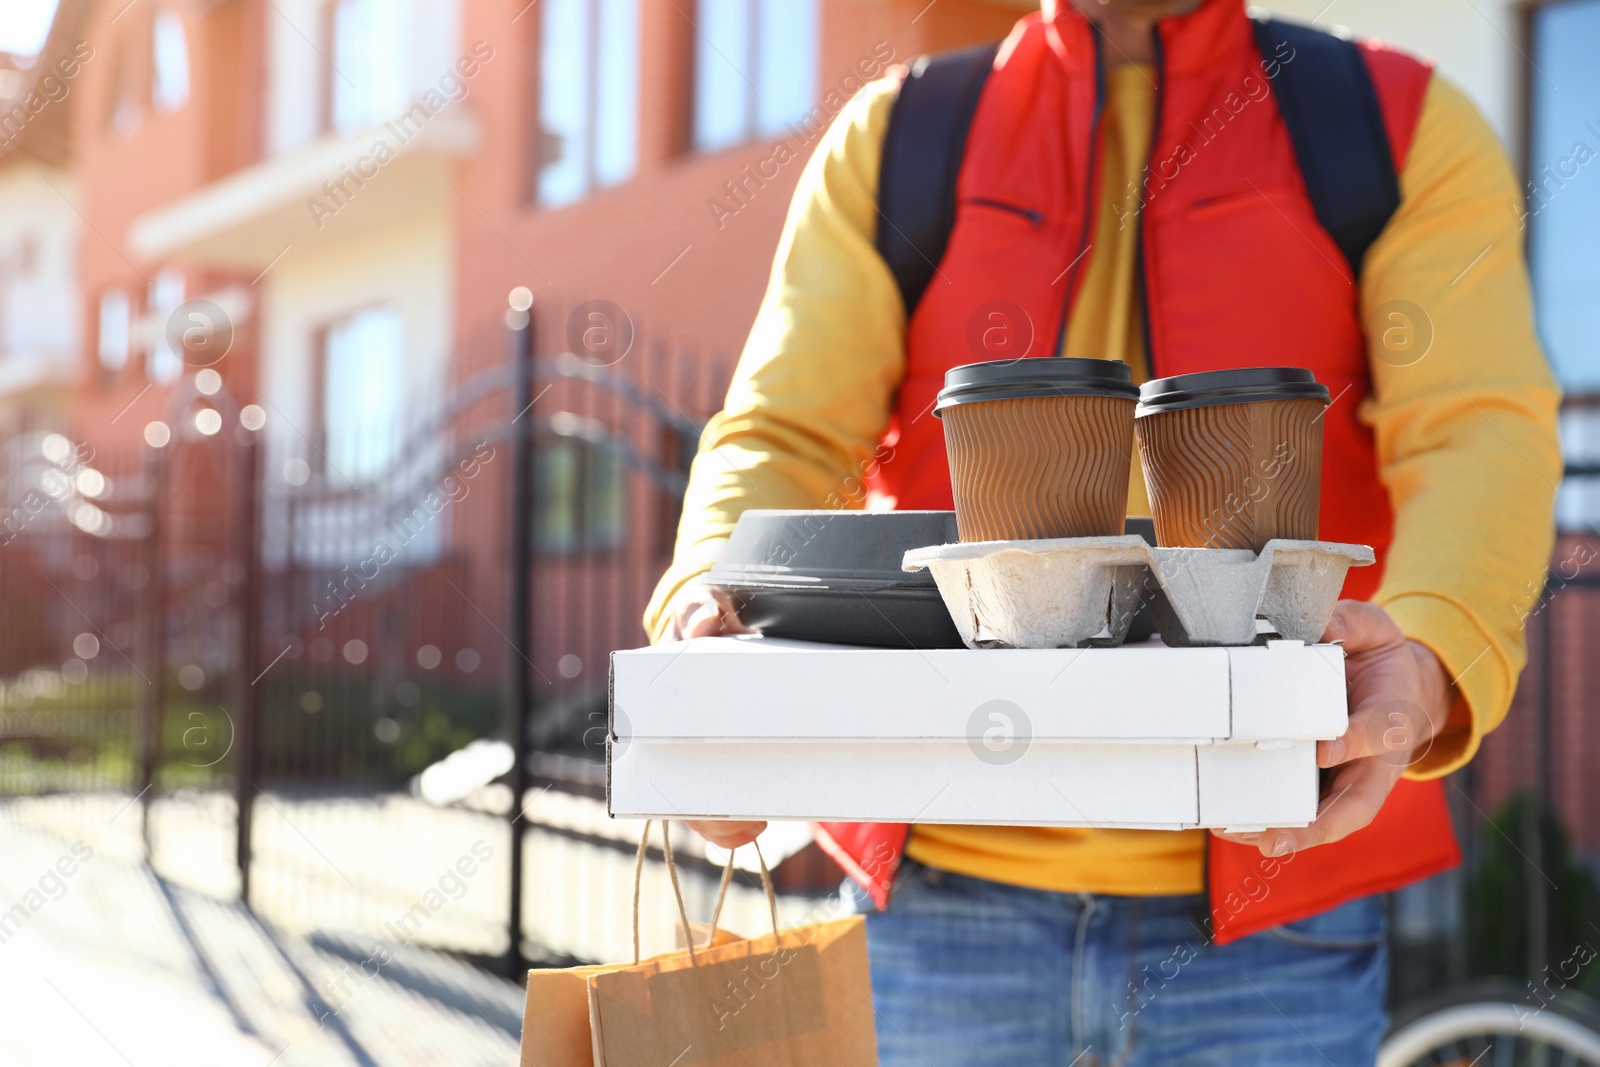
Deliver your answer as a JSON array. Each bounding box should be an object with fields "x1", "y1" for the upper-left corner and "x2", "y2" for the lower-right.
[
  {"x1": 960, "y1": 197, "x2": 1048, "y2": 229},
  {"x1": 1183, "y1": 184, "x2": 1300, "y2": 223},
  {"x1": 1147, "y1": 185, "x2": 1357, "y2": 377},
  {"x1": 910, "y1": 197, "x2": 1065, "y2": 378}
]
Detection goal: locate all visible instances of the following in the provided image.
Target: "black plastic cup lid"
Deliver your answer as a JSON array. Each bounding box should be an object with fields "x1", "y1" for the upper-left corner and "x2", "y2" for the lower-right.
[
  {"x1": 1136, "y1": 367, "x2": 1330, "y2": 415},
  {"x1": 934, "y1": 358, "x2": 1139, "y2": 416}
]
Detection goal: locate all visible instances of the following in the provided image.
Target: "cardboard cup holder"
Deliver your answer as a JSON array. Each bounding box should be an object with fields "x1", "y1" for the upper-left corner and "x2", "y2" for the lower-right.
[{"x1": 903, "y1": 535, "x2": 1374, "y2": 649}]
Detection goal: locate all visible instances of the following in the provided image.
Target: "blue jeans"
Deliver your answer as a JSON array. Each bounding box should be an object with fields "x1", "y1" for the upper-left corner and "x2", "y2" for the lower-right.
[{"x1": 842, "y1": 859, "x2": 1387, "y2": 1066}]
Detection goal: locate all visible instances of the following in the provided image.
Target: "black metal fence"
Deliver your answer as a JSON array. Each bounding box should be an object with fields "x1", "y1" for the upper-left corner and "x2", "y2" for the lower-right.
[{"x1": 0, "y1": 306, "x2": 738, "y2": 972}]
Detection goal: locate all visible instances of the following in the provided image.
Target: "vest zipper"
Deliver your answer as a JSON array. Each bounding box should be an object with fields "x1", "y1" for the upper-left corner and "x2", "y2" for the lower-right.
[
  {"x1": 1136, "y1": 25, "x2": 1167, "y2": 379},
  {"x1": 965, "y1": 197, "x2": 1046, "y2": 227},
  {"x1": 1051, "y1": 26, "x2": 1107, "y2": 362}
]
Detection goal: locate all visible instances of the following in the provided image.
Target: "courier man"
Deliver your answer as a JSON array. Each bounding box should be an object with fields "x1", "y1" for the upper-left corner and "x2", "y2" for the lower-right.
[{"x1": 647, "y1": 0, "x2": 1561, "y2": 1062}]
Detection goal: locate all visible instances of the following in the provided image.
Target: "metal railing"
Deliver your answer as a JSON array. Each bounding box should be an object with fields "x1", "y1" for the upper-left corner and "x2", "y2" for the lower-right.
[{"x1": 0, "y1": 306, "x2": 742, "y2": 974}]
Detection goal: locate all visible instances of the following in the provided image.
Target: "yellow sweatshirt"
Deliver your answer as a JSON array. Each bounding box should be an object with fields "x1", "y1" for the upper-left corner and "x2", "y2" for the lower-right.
[{"x1": 645, "y1": 62, "x2": 1561, "y2": 895}]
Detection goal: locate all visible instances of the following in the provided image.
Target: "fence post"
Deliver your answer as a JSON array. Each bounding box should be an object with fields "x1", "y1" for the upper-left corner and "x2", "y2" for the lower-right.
[
  {"x1": 1525, "y1": 588, "x2": 1555, "y2": 981},
  {"x1": 135, "y1": 436, "x2": 168, "y2": 856},
  {"x1": 505, "y1": 299, "x2": 536, "y2": 976},
  {"x1": 235, "y1": 425, "x2": 263, "y2": 906}
]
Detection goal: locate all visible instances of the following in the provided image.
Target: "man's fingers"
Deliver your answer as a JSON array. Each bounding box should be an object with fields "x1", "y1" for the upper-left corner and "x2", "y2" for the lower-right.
[
  {"x1": 1318, "y1": 701, "x2": 1430, "y2": 768},
  {"x1": 1256, "y1": 759, "x2": 1394, "y2": 856},
  {"x1": 1320, "y1": 599, "x2": 1405, "y2": 651},
  {"x1": 666, "y1": 586, "x2": 750, "y2": 642},
  {"x1": 689, "y1": 819, "x2": 767, "y2": 849},
  {"x1": 709, "y1": 587, "x2": 751, "y2": 635},
  {"x1": 682, "y1": 599, "x2": 725, "y2": 638}
]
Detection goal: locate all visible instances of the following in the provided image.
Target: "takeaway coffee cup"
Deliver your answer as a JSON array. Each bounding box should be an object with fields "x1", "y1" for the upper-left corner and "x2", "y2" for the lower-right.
[
  {"x1": 935, "y1": 358, "x2": 1138, "y2": 542},
  {"x1": 1134, "y1": 367, "x2": 1330, "y2": 551}
]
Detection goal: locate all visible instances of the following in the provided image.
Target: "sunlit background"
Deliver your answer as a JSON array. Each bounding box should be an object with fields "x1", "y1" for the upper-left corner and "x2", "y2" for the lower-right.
[{"x1": 0, "y1": 0, "x2": 1593, "y2": 1064}]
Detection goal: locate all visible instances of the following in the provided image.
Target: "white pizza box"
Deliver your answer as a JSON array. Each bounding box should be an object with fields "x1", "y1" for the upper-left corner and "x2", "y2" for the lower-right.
[{"x1": 608, "y1": 636, "x2": 1347, "y2": 832}]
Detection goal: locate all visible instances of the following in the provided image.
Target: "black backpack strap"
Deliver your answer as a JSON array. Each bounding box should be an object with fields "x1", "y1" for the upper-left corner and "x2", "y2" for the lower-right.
[
  {"x1": 877, "y1": 42, "x2": 1000, "y2": 316},
  {"x1": 1252, "y1": 18, "x2": 1402, "y2": 279},
  {"x1": 877, "y1": 25, "x2": 1400, "y2": 298}
]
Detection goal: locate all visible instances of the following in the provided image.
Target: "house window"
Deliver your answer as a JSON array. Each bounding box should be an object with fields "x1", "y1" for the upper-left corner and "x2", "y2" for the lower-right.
[
  {"x1": 1528, "y1": 0, "x2": 1600, "y2": 529},
  {"x1": 152, "y1": 10, "x2": 190, "y2": 112},
  {"x1": 98, "y1": 290, "x2": 131, "y2": 371},
  {"x1": 535, "y1": 0, "x2": 639, "y2": 207},
  {"x1": 322, "y1": 307, "x2": 405, "y2": 482},
  {"x1": 146, "y1": 270, "x2": 185, "y2": 384},
  {"x1": 534, "y1": 424, "x2": 625, "y2": 552},
  {"x1": 1528, "y1": 0, "x2": 1600, "y2": 391},
  {"x1": 106, "y1": 38, "x2": 141, "y2": 137},
  {"x1": 330, "y1": 0, "x2": 412, "y2": 133},
  {"x1": 692, "y1": 0, "x2": 817, "y2": 153}
]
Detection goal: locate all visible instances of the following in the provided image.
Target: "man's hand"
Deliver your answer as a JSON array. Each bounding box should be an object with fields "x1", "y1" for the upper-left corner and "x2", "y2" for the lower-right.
[
  {"x1": 662, "y1": 583, "x2": 751, "y2": 641},
  {"x1": 661, "y1": 583, "x2": 766, "y2": 849},
  {"x1": 1214, "y1": 600, "x2": 1455, "y2": 858}
]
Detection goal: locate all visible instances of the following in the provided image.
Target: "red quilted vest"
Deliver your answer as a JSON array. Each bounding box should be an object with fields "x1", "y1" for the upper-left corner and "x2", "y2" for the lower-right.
[{"x1": 814, "y1": 0, "x2": 1461, "y2": 944}]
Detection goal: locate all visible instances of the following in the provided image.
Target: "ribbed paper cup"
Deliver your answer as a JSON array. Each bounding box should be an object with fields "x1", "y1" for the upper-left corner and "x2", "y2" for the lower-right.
[
  {"x1": 936, "y1": 359, "x2": 1138, "y2": 543},
  {"x1": 1134, "y1": 368, "x2": 1329, "y2": 551}
]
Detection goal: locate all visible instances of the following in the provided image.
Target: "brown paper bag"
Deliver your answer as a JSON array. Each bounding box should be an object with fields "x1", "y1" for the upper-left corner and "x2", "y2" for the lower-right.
[{"x1": 521, "y1": 821, "x2": 878, "y2": 1067}]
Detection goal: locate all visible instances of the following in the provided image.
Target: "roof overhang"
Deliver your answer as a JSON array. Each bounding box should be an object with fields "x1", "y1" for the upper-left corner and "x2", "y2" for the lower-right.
[{"x1": 129, "y1": 109, "x2": 480, "y2": 269}]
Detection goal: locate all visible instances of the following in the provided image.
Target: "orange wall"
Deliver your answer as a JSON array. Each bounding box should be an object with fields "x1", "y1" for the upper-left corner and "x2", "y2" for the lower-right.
[
  {"x1": 450, "y1": 0, "x2": 1026, "y2": 382},
  {"x1": 58, "y1": 0, "x2": 1027, "y2": 693},
  {"x1": 71, "y1": 0, "x2": 263, "y2": 473},
  {"x1": 67, "y1": 0, "x2": 1024, "y2": 471},
  {"x1": 440, "y1": 0, "x2": 1025, "y2": 685}
]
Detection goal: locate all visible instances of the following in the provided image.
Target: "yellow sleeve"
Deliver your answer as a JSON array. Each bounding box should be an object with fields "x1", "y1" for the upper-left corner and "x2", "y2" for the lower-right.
[
  {"x1": 642, "y1": 78, "x2": 905, "y2": 642},
  {"x1": 1360, "y1": 75, "x2": 1563, "y2": 777}
]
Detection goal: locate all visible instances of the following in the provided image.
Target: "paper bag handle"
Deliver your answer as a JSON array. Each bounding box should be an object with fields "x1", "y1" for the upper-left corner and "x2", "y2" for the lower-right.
[
  {"x1": 631, "y1": 820, "x2": 780, "y2": 965},
  {"x1": 707, "y1": 840, "x2": 779, "y2": 950}
]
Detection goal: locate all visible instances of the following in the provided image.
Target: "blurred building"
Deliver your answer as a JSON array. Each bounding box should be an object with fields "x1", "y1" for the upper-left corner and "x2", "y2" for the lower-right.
[
  {"x1": 0, "y1": 0, "x2": 91, "y2": 444},
  {"x1": 3, "y1": 0, "x2": 1594, "y2": 966},
  {"x1": 0, "y1": 0, "x2": 1045, "y2": 948},
  {"x1": 47, "y1": 0, "x2": 1031, "y2": 727}
]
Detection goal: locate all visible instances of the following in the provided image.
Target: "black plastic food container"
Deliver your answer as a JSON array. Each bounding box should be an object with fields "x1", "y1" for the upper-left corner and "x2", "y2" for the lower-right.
[{"x1": 705, "y1": 510, "x2": 964, "y2": 649}]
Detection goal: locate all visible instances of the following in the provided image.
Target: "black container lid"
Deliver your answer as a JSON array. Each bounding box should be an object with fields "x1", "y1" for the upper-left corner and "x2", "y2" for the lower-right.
[
  {"x1": 934, "y1": 358, "x2": 1139, "y2": 416},
  {"x1": 706, "y1": 510, "x2": 959, "y2": 589},
  {"x1": 1136, "y1": 367, "x2": 1330, "y2": 416}
]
